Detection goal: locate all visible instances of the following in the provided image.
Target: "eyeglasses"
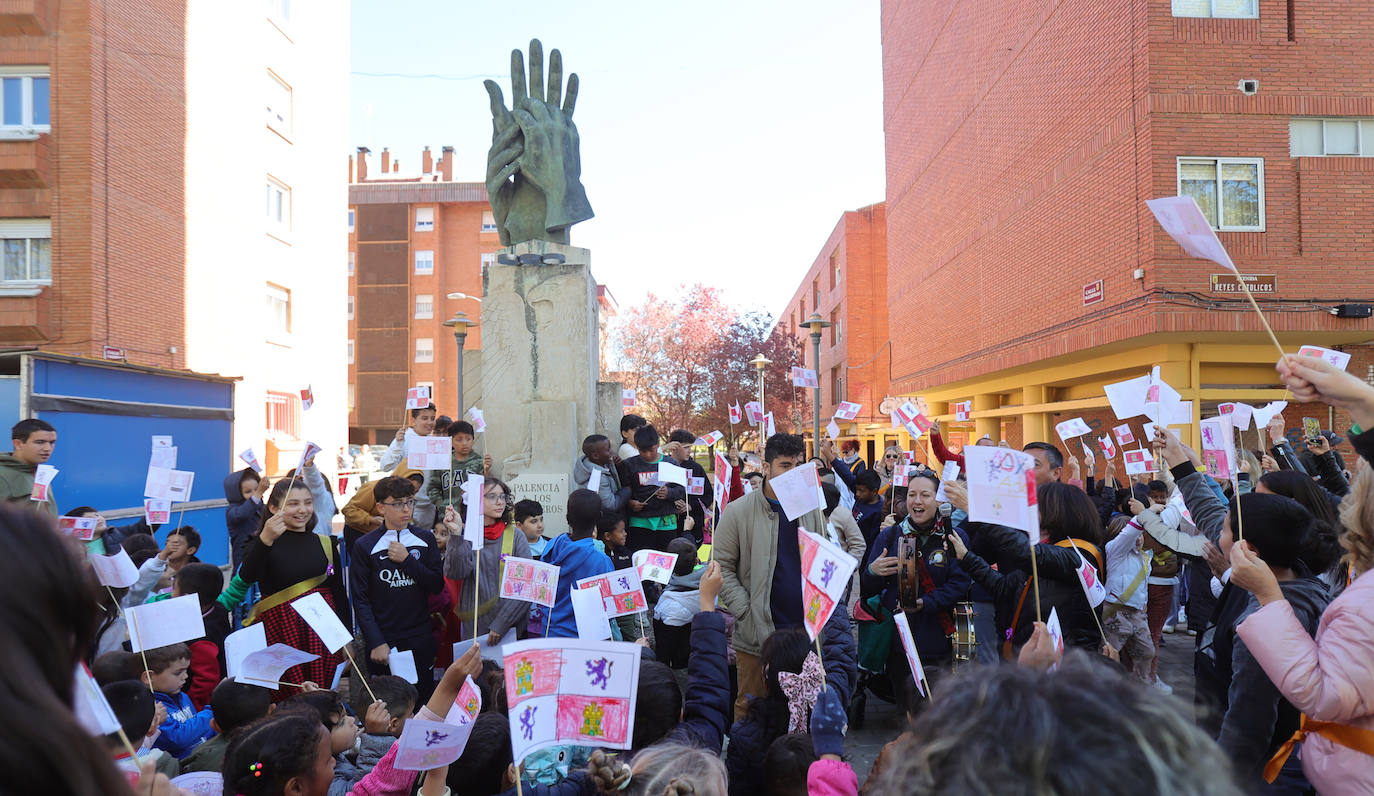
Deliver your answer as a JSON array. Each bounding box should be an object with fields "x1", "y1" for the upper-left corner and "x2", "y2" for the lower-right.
[
  {"x1": 484, "y1": 491, "x2": 510, "y2": 503},
  {"x1": 885, "y1": 454, "x2": 899, "y2": 460},
  {"x1": 379, "y1": 499, "x2": 416, "y2": 509}
]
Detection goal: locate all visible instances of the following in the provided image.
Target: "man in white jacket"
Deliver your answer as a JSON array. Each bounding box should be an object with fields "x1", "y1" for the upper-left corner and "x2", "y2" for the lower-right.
[{"x1": 378, "y1": 404, "x2": 438, "y2": 528}]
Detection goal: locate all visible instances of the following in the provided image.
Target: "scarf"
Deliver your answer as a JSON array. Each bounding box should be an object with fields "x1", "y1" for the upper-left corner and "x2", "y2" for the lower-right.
[
  {"x1": 902, "y1": 516, "x2": 955, "y2": 635},
  {"x1": 484, "y1": 521, "x2": 506, "y2": 541}
]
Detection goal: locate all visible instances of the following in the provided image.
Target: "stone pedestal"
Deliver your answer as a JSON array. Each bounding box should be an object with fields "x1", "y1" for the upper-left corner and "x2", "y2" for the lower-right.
[{"x1": 480, "y1": 240, "x2": 601, "y2": 535}]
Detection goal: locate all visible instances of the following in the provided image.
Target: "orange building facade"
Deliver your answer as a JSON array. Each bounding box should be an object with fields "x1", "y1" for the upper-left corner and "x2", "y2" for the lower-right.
[{"x1": 880, "y1": 0, "x2": 1374, "y2": 458}]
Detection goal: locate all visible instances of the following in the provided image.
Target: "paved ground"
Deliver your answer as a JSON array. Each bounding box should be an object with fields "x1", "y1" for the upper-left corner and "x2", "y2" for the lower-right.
[{"x1": 844, "y1": 626, "x2": 1198, "y2": 788}]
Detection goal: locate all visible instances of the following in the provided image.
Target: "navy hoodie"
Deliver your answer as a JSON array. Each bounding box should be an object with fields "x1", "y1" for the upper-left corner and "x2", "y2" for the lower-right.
[
  {"x1": 541, "y1": 533, "x2": 613, "y2": 638},
  {"x1": 222, "y1": 469, "x2": 262, "y2": 570},
  {"x1": 349, "y1": 525, "x2": 445, "y2": 650}
]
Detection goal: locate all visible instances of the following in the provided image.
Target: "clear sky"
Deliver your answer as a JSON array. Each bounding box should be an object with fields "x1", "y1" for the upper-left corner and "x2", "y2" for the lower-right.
[{"x1": 350, "y1": 0, "x2": 886, "y2": 320}]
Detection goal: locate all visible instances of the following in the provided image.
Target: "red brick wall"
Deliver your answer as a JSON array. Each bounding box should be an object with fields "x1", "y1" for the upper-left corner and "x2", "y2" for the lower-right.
[{"x1": 882, "y1": 0, "x2": 1374, "y2": 394}]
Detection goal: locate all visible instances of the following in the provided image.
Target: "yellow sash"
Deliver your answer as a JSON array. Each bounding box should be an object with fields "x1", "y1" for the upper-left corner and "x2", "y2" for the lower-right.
[
  {"x1": 244, "y1": 534, "x2": 335, "y2": 626},
  {"x1": 473, "y1": 530, "x2": 517, "y2": 619}
]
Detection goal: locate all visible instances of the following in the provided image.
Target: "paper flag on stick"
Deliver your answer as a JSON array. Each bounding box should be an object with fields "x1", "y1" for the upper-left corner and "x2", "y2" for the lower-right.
[
  {"x1": 468, "y1": 406, "x2": 486, "y2": 433},
  {"x1": 240, "y1": 644, "x2": 320, "y2": 689},
  {"x1": 225, "y1": 624, "x2": 268, "y2": 679},
  {"x1": 632, "y1": 550, "x2": 677, "y2": 585},
  {"x1": 1124, "y1": 449, "x2": 1156, "y2": 476},
  {"x1": 88, "y1": 547, "x2": 140, "y2": 588},
  {"x1": 405, "y1": 386, "x2": 431, "y2": 410},
  {"x1": 1097, "y1": 436, "x2": 1117, "y2": 460},
  {"x1": 144, "y1": 499, "x2": 171, "y2": 525},
  {"x1": 576, "y1": 568, "x2": 648, "y2": 618},
  {"x1": 500, "y1": 557, "x2": 560, "y2": 608},
  {"x1": 239, "y1": 448, "x2": 264, "y2": 474},
  {"x1": 799, "y1": 528, "x2": 857, "y2": 641},
  {"x1": 1251, "y1": 400, "x2": 1288, "y2": 430},
  {"x1": 59, "y1": 516, "x2": 98, "y2": 541},
  {"x1": 1218, "y1": 402, "x2": 1254, "y2": 431},
  {"x1": 767, "y1": 461, "x2": 824, "y2": 521},
  {"x1": 728, "y1": 402, "x2": 742, "y2": 424},
  {"x1": 446, "y1": 675, "x2": 483, "y2": 727},
  {"x1": 1297, "y1": 345, "x2": 1351, "y2": 371},
  {"x1": 31, "y1": 464, "x2": 57, "y2": 502},
  {"x1": 1054, "y1": 417, "x2": 1092, "y2": 443},
  {"x1": 463, "y1": 473, "x2": 485, "y2": 546},
  {"x1": 394, "y1": 717, "x2": 476, "y2": 771},
  {"x1": 621, "y1": 389, "x2": 636, "y2": 408},
  {"x1": 826, "y1": 419, "x2": 841, "y2": 440},
  {"x1": 73, "y1": 664, "x2": 122, "y2": 736},
  {"x1": 127, "y1": 594, "x2": 206, "y2": 652},
  {"x1": 963, "y1": 447, "x2": 1039, "y2": 537},
  {"x1": 290, "y1": 592, "x2": 352, "y2": 653},
  {"x1": 1145, "y1": 195, "x2": 1236, "y2": 271},
  {"x1": 834, "y1": 401, "x2": 862, "y2": 421},
  {"x1": 503, "y1": 639, "x2": 642, "y2": 762},
  {"x1": 1112, "y1": 424, "x2": 1135, "y2": 447},
  {"x1": 656, "y1": 461, "x2": 689, "y2": 487},
  {"x1": 695, "y1": 430, "x2": 724, "y2": 446},
  {"x1": 790, "y1": 367, "x2": 819, "y2": 388},
  {"x1": 1103, "y1": 374, "x2": 1151, "y2": 421},
  {"x1": 300, "y1": 385, "x2": 314, "y2": 410},
  {"x1": 892, "y1": 612, "x2": 927, "y2": 695},
  {"x1": 405, "y1": 435, "x2": 450, "y2": 470},
  {"x1": 297, "y1": 442, "x2": 321, "y2": 472}
]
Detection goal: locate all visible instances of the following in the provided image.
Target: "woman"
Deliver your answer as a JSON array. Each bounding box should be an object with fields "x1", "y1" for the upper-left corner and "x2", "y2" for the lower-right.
[
  {"x1": 873, "y1": 445, "x2": 905, "y2": 488},
  {"x1": 444, "y1": 476, "x2": 530, "y2": 644},
  {"x1": 1255, "y1": 468, "x2": 1344, "y2": 586},
  {"x1": 1225, "y1": 353, "x2": 1374, "y2": 794},
  {"x1": 947, "y1": 482, "x2": 1105, "y2": 653},
  {"x1": 239, "y1": 479, "x2": 348, "y2": 691}
]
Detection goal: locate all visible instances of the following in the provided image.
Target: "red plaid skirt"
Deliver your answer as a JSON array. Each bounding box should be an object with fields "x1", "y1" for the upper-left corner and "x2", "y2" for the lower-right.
[{"x1": 258, "y1": 587, "x2": 346, "y2": 699}]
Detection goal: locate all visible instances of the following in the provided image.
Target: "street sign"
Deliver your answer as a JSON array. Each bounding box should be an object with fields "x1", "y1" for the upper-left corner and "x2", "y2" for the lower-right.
[
  {"x1": 1211, "y1": 274, "x2": 1276, "y2": 294},
  {"x1": 102, "y1": 345, "x2": 126, "y2": 361},
  {"x1": 1082, "y1": 280, "x2": 1104, "y2": 306}
]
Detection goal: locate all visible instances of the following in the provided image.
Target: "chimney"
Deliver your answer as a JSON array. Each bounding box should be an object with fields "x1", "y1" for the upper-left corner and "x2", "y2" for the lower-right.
[
  {"x1": 440, "y1": 146, "x2": 454, "y2": 181},
  {"x1": 422, "y1": 146, "x2": 433, "y2": 174},
  {"x1": 393, "y1": 159, "x2": 400, "y2": 173},
  {"x1": 381, "y1": 147, "x2": 391, "y2": 173},
  {"x1": 356, "y1": 147, "x2": 370, "y2": 182}
]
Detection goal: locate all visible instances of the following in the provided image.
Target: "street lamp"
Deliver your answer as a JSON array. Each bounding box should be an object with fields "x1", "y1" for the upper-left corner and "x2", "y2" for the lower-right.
[
  {"x1": 801, "y1": 312, "x2": 833, "y2": 457},
  {"x1": 443, "y1": 311, "x2": 479, "y2": 414},
  {"x1": 750, "y1": 353, "x2": 771, "y2": 444},
  {"x1": 446, "y1": 292, "x2": 482, "y2": 302}
]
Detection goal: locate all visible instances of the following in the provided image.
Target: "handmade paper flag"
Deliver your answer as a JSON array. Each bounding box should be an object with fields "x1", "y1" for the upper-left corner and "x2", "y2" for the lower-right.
[
  {"x1": 405, "y1": 386, "x2": 431, "y2": 410},
  {"x1": 891, "y1": 612, "x2": 927, "y2": 695},
  {"x1": 744, "y1": 401, "x2": 764, "y2": 425},
  {"x1": 150, "y1": 446, "x2": 177, "y2": 469},
  {"x1": 825, "y1": 419, "x2": 841, "y2": 440},
  {"x1": 1054, "y1": 417, "x2": 1092, "y2": 443},
  {"x1": 300, "y1": 385, "x2": 314, "y2": 410},
  {"x1": 463, "y1": 473, "x2": 485, "y2": 546},
  {"x1": 1112, "y1": 424, "x2": 1135, "y2": 447},
  {"x1": 791, "y1": 367, "x2": 819, "y2": 388},
  {"x1": 1141, "y1": 421, "x2": 1179, "y2": 443},
  {"x1": 128, "y1": 594, "x2": 206, "y2": 652},
  {"x1": 891, "y1": 465, "x2": 911, "y2": 488},
  {"x1": 290, "y1": 591, "x2": 353, "y2": 653},
  {"x1": 903, "y1": 450, "x2": 916, "y2": 464},
  {"x1": 1069, "y1": 542, "x2": 1106, "y2": 607},
  {"x1": 73, "y1": 664, "x2": 122, "y2": 736},
  {"x1": 144, "y1": 499, "x2": 171, "y2": 525},
  {"x1": 1123, "y1": 449, "x2": 1156, "y2": 476},
  {"x1": 240, "y1": 644, "x2": 320, "y2": 689},
  {"x1": 687, "y1": 476, "x2": 706, "y2": 496},
  {"x1": 1103, "y1": 374, "x2": 1152, "y2": 421},
  {"x1": 239, "y1": 448, "x2": 264, "y2": 474},
  {"x1": 151, "y1": 435, "x2": 173, "y2": 449},
  {"x1": 59, "y1": 516, "x2": 98, "y2": 541},
  {"x1": 387, "y1": 648, "x2": 419, "y2": 684},
  {"x1": 953, "y1": 400, "x2": 972, "y2": 422},
  {"x1": 31, "y1": 464, "x2": 57, "y2": 502},
  {"x1": 963, "y1": 447, "x2": 1039, "y2": 536},
  {"x1": 225, "y1": 624, "x2": 268, "y2": 679},
  {"x1": 935, "y1": 460, "x2": 960, "y2": 502},
  {"x1": 656, "y1": 461, "x2": 689, "y2": 487},
  {"x1": 406, "y1": 435, "x2": 450, "y2": 470},
  {"x1": 453, "y1": 629, "x2": 518, "y2": 666},
  {"x1": 1145, "y1": 195, "x2": 1236, "y2": 271},
  {"x1": 799, "y1": 528, "x2": 858, "y2": 641},
  {"x1": 764, "y1": 412, "x2": 777, "y2": 438},
  {"x1": 767, "y1": 460, "x2": 824, "y2": 521},
  {"x1": 621, "y1": 389, "x2": 635, "y2": 408},
  {"x1": 1097, "y1": 436, "x2": 1117, "y2": 460},
  {"x1": 728, "y1": 402, "x2": 742, "y2": 424},
  {"x1": 1251, "y1": 400, "x2": 1288, "y2": 430},
  {"x1": 1046, "y1": 607, "x2": 1066, "y2": 655},
  {"x1": 632, "y1": 550, "x2": 678, "y2": 585},
  {"x1": 695, "y1": 430, "x2": 724, "y2": 447},
  {"x1": 467, "y1": 406, "x2": 487, "y2": 433},
  {"x1": 834, "y1": 401, "x2": 862, "y2": 421},
  {"x1": 88, "y1": 547, "x2": 140, "y2": 588},
  {"x1": 1298, "y1": 345, "x2": 1351, "y2": 371},
  {"x1": 571, "y1": 586, "x2": 611, "y2": 640},
  {"x1": 297, "y1": 442, "x2": 322, "y2": 472},
  {"x1": 1218, "y1": 402, "x2": 1254, "y2": 431},
  {"x1": 713, "y1": 451, "x2": 732, "y2": 512},
  {"x1": 500, "y1": 557, "x2": 559, "y2": 608},
  {"x1": 394, "y1": 717, "x2": 476, "y2": 771},
  {"x1": 503, "y1": 639, "x2": 642, "y2": 762},
  {"x1": 446, "y1": 675, "x2": 483, "y2": 727},
  {"x1": 895, "y1": 401, "x2": 934, "y2": 439},
  {"x1": 1081, "y1": 440, "x2": 1096, "y2": 468},
  {"x1": 1144, "y1": 368, "x2": 1187, "y2": 426},
  {"x1": 576, "y1": 568, "x2": 648, "y2": 618},
  {"x1": 1200, "y1": 415, "x2": 1238, "y2": 481}
]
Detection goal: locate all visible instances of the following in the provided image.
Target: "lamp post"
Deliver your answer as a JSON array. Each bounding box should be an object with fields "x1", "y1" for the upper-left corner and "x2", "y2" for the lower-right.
[
  {"x1": 443, "y1": 310, "x2": 479, "y2": 414},
  {"x1": 750, "y1": 353, "x2": 771, "y2": 445},
  {"x1": 801, "y1": 312, "x2": 833, "y2": 458}
]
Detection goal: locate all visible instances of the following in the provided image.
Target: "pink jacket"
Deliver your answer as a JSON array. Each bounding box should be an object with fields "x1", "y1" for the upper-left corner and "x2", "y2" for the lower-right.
[
  {"x1": 350, "y1": 705, "x2": 444, "y2": 795},
  {"x1": 1236, "y1": 569, "x2": 1374, "y2": 794},
  {"x1": 808, "y1": 759, "x2": 858, "y2": 796}
]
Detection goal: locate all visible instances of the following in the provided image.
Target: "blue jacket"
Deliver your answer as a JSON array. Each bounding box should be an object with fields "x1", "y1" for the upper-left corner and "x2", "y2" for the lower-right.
[
  {"x1": 222, "y1": 469, "x2": 263, "y2": 569},
  {"x1": 851, "y1": 498, "x2": 886, "y2": 549},
  {"x1": 153, "y1": 689, "x2": 215, "y2": 760},
  {"x1": 542, "y1": 534, "x2": 613, "y2": 638},
  {"x1": 860, "y1": 519, "x2": 971, "y2": 660}
]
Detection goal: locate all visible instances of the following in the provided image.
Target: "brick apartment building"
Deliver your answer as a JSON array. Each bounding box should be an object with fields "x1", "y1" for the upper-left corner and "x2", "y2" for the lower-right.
[
  {"x1": 347, "y1": 147, "x2": 500, "y2": 444},
  {"x1": 778, "y1": 203, "x2": 890, "y2": 457},
  {"x1": 880, "y1": 0, "x2": 1374, "y2": 458},
  {"x1": 0, "y1": 1, "x2": 350, "y2": 476}
]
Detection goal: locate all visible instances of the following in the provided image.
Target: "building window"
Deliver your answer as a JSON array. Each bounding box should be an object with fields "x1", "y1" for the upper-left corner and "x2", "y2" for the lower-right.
[
  {"x1": 799, "y1": 298, "x2": 805, "y2": 320},
  {"x1": 265, "y1": 177, "x2": 291, "y2": 235},
  {"x1": 1172, "y1": 0, "x2": 1256, "y2": 17},
  {"x1": 811, "y1": 278, "x2": 819, "y2": 310},
  {"x1": 414, "y1": 337, "x2": 434, "y2": 363},
  {"x1": 265, "y1": 284, "x2": 291, "y2": 341},
  {"x1": 348, "y1": 383, "x2": 356, "y2": 412},
  {"x1": 415, "y1": 207, "x2": 435, "y2": 232},
  {"x1": 346, "y1": 295, "x2": 354, "y2": 320},
  {"x1": 347, "y1": 339, "x2": 354, "y2": 364},
  {"x1": 266, "y1": 71, "x2": 292, "y2": 135},
  {"x1": 265, "y1": 390, "x2": 300, "y2": 439},
  {"x1": 0, "y1": 69, "x2": 50, "y2": 135},
  {"x1": 415, "y1": 293, "x2": 433, "y2": 319},
  {"x1": 481, "y1": 211, "x2": 497, "y2": 233},
  {"x1": 347, "y1": 210, "x2": 355, "y2": 233},
  {"x1": 830, "y1": 366, "x2": 844, "y2": 405},
  {"x1": 481, "y1": 252, "x2": 495, "y2": 272},
  {"x1": 414, "y1": 250, "x2": 434, "y2": 275},
  {"x1": 1291, "y1": 118, "x2": 1374, "y2": 157},
  {"x1": 347, "y1": 250, "x2": 355, "y2": 275},
  {"x1": 1177, "y1": 157, "x2": 1263, "y2": 231},
  {"x1": 0, "y1": 219, "x2": 51, "y2": 283},
  {"x1": 830, "y1": 310, "x2": 840, "y2": 346},
  {"x1": 417, "y1": 380, "x2": 434, "y2": 394}
]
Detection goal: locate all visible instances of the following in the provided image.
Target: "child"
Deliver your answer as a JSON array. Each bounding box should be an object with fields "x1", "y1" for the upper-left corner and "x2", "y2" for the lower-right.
[
  {"x1": 443, "y1": 476, "x2": 532, "y2": 643},
  {"x1": 223, "y1": 468, "x2": 270, "y2": 571},
  {"x1": 652, "y1": 537, "x2": 705, "y2": 669},
  {"x1": 349, "y1": 475, "x2": 445, "y2": 704},
  {"x1": 573, "y1": 434, "x2": 628, "y2": 513},
  {"x1": 597, "y1": 511, "x2": 644, "y2": 643},
  {"x1": 172, "y1": 562, "x2": 231, "y2": 709},
  {"x1": 445, "y1": 713, "x2": 516, "y2": 795},
  {"x1": 285, "y1": 688, "x2": 380, "y2": 795},
  {"x1": 429, "y1": 420, "x2": 491, "y2": 518},
  {"x1": 142, "y1": 643, "x2": 216, "y2": 759},
  {"x1": 379, "y1": 402, "x2": 439, "y2": 528},
  {"x1": 616, "y1": 425, "x2": 686, "y2": 554},
  {"x1": 102, "y1": 680, "x2": 179, "y2": 782},
  {"x1": 762, "y1": 733, "x2": 815, "y2": 796},
  {"x1": 1102, "y1": 509, "x2": 1157, "y2": 683},
  {"x1": 355, "y1": 675, "x2": 417, "y2": 775},
  {"x1": 540, "y1": 489, "x2": 614, "y2": 638},
  {"x1": 513, "y1": 499, "x2": 547, "y2": 559},
  {"x1": 618, "y1": 414, "x2": 647, "y2": 460},
  {"x1": 180, "y1": 679, "x2": 274, "y2": 774},
  {"x1": 92, "y1": 650, "x2": 139, "y2": 686},
  {"x1": 147, "y1": 526, "x2": 201, "y2": 595}
]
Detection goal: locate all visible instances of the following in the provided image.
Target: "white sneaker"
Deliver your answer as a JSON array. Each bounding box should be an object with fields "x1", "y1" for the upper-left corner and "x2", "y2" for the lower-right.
[
  {"x1": 1162, "y1": 624, "x2": 1175, "y2": 634},
  {"x1": 1152, "y1": 679, "x2": 1174, "y2": 695}
]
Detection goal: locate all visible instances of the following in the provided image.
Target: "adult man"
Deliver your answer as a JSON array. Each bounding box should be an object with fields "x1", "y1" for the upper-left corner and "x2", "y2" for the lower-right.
[
  {"x1": 667, "y1": 429, "x2": 709, "y2": 543},
  {"x1": 0, "y1": 418, "x2": 57, "y2": 514},
  {"x1": 714, "y1": 433, "x2": 827, "y2": 719},
  {"x1": 379, "y1": 403, "x2": 438, "y2": 528},
  {"x1": 1023, "y1": 441, "x2": 1064, "y2": 487}
]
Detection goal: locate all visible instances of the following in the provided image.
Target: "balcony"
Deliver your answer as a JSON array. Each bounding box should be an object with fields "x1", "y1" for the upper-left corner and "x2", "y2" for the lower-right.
[
  {"x1": 0, "y1": 133, "x2": 50, "y2": 189},
  {"x1": 0, "y1": 0, "x2": 52, "y2": 36},
  {"x1": 0, "y1": 286, "x2": 51, "y2": 343}
]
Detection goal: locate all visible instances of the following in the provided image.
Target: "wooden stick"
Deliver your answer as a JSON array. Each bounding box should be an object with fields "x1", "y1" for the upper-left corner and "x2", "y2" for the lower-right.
[
  {"x1": 343, "y1": 646, "x2": 378, "y2": 703},
  {"x1": 1030, "y1": 543, "x2": 1043, "y2": 624},
  {"x1": 515, "y1": 760, "x2": 525, "y2": 796},
  {"x1": 474, "y1": 545, "x2": 482, "y2": 641},
  {"x1": 1236, "y1": 277, "x2": 1286, "y2": 360},
  {"x1": 128, "y1": 610, "x2": 153, "y2": 693},
  {"x1": 115, "y1": 725, "x2": 141, "y2": 764},
  {"x1": 104, "y1": 584, "x2": 125, "y2": 619}
]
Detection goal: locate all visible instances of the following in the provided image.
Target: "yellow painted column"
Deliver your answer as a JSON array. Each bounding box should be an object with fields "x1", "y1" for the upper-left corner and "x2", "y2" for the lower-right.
[
  {"x1": 973, "y1": 394, "x2": 999, "y2": 441},
  {"x1": 1022, "y1": 385, "x2": 1049, "y2": 444}
]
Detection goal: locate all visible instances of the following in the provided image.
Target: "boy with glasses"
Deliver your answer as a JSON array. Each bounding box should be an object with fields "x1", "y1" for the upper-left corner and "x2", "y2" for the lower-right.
[{"x1": 349, "y1": 475, "x2": 445, "y2": 703}]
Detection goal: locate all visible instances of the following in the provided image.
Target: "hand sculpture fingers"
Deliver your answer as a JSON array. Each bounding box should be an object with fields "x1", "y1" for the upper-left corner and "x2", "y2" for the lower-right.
[
  {"x1": 510, "y1": 48, "x2": 527, "y2": 104},
  {"x1": 527, "y1": 39, "x2": 544, "y2": 102},
  {"x1": 563, "y1": 72, "x2": 579, "y2": 117},
  {"x1": 546, "y1": 48, "x2": 563, "y2": 107},
  {"x1": 483, "y1": 80, "x2": 512, "y2": 130}
]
